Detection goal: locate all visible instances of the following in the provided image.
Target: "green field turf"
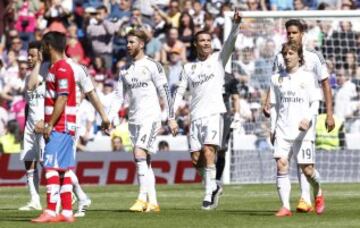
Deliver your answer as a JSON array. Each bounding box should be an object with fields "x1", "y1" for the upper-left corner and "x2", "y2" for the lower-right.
[{"x1": 0, "y1": 183, "x2": 359, "y2": 228}]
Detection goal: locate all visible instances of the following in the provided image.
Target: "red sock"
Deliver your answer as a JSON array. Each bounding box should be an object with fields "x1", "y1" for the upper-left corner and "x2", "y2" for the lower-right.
[
  {"x1": 45, "y1": 170, "x2": 60, "y2": 212},
  {"x1": 60, "y1": 171, "x2": 73, "y2": 211}
]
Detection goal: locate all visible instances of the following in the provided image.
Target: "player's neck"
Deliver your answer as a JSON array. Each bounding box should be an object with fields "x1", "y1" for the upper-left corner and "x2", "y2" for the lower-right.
[
  {"x1": 50, "y1": 52, "x2": 65, "y2": 64},
  {"x1": 197, "y1": 52, "x2": 211, "y2": 61},
  {"x1": 133, "y1": 51, "x2": 145, "y2": 61},
  {"x1": 287, "y1": 65, "x2": 300, "y2": 74}
]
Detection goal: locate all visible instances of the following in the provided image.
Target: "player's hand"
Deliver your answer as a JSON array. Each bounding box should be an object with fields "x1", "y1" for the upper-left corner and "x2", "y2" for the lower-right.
[
  {"x1": 43, "y1": 124, "x2": 53, "y2": 140},
  {"x1": 325, "y1": 114, "x2": 335, "y2": 132},
  {"x1": 262, "y1": 103, "x2": 271, "y2": 118},
  {"x1": 230, "y1": 112, "x2": 241, "y2": 129},
  {"x1": 233, "y1": 8, "x2": 242, "y2": 24},
  {"x1": 299, "y1": 119, "x2": 310, "y2": 131},
  {"x1": 168, "y1": 119, "x2": 179, "y2": 136},
  {"x1": 270, "y1": 132, "x2": 276, "y2": 145},
  {"x1": 101, "y1": 118, "x2": 111, "y2": 135},
  {"x1": 34, "y1": 120, "x2": 45, "y2": 134}
]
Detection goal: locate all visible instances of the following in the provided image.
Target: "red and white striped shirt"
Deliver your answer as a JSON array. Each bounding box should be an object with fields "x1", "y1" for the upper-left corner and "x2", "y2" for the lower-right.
[{"x1": 45, "y1": 59, "x2": 77, "y2": 135}]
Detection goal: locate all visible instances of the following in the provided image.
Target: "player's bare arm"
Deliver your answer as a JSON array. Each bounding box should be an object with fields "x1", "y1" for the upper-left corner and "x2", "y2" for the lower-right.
[
  {"x1": 86, "y1": 90, "x2": 110, "y2": 132},
  {"x1": 321, "y1": 79, "x2": 335, "y2": 132}
]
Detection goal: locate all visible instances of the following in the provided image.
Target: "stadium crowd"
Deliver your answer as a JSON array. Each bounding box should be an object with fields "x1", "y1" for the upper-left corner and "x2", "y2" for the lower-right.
[{"x1": 0, "y1": 0, "x2": 359, "y2": 153}]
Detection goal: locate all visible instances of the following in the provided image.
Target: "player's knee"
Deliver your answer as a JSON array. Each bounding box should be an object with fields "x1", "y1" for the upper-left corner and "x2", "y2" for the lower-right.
[
  {"x1": 133, "y1": 147, "x2": 147, "y2": 161},
  {"x1": 301, "y1": 165, "x2": 314, "y2": 177},
  {"x1": 276, "y1": 158, "x2": 289, "y2": 173},
  {"x1": 191, "y1": 151, "x2": 201, "y2": 168}
]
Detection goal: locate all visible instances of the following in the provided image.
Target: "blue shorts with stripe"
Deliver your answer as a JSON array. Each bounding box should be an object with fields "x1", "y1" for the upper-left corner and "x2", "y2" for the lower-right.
[{"x1": 43, "y1": 131, "x2": 75, "y2": 170}]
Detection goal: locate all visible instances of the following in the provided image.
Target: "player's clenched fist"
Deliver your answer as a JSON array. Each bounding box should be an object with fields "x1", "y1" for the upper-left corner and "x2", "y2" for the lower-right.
[
  {"x1": 168, "y1": 119, "x2": 179, "y2": 136},
  {"x1": 298, "y1": 119, "x2": 310, "y2": 131}
]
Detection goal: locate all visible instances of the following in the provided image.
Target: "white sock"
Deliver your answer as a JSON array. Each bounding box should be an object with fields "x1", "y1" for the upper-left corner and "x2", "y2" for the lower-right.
[
  {"x1": 297, "y1": 168, "x2": 311, "y2": 204},
  {"x1": 147, "y1": 165, "x2": 158, "y2": 205},
  {"x1": 136, "y1": 159, "x2": 148, "y2": 202},
  {"x1": 62, "y1": 209, "x2": 73, "y2": 217},
  {"x1": 26, "y1": 169, "x2": 40, "y2": 202},
  {"x1": 204, "y1": 165, "x2": 216, "y2": 202},
  {"x1": 276, "y1": 172, "x2": 291, "y2": 210},
  {"x1": 69, "y1": 170, "x2": 87, "y2": 201},
  {"x1": 306, "y1": 169, "x2": 322, "y2": 197}
]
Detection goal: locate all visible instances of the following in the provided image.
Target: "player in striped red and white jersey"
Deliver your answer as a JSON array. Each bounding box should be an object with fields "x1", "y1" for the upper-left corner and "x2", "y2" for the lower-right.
[{"x1": 32, "y1": 32, "x2": 77, "y2": 223}]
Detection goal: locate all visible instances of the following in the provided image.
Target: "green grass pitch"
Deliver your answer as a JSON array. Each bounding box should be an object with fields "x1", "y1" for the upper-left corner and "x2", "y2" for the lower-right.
[{"x1": 0, "y1": 183, "x2": 359, "y2": 227}]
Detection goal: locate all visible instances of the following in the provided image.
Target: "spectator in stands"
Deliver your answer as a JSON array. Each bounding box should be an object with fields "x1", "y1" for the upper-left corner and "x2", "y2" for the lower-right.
[
  {"x1": 233, "y1": 47, "x2": 256, "y2": 80},
  {"x1": 192, "y1": 1, "x2": 205, "y2": 28},
  {"x1": 178, "y1": 12, "x2": 195, "y2": 60},
  {"x1": 151, "y1": 6, "x2": 172, "y2": 40},
  {"x1": 44, "y1": 0, "x2": 71, "y2": 27},
  {"x1": 66, "y1": 23, "x2": 90, "y2": 65},
  {"x1": 344, "y1": 50, "x2": 359, "y2": 78},
  {"x1": 158, "y1": 140, "x2": 170, "y2": 152},
  {"x1": 110, "y1": 0, "x2": 132, "y2": 19},
  {"x1": 246, "y1": 0, "x2": 267, "y2": 11},
  {"x1": 253, "y1": 39, "x2": 276, "y2": 90},
  {"x1": 144, "y1": 24, "x2": 162, "y2": 61},
  {"x1": 0, "y1": 119, "x2": 22, "y2": 154},
  {"x1": 111, "y1": 136, "x2": 125, "y2": 152},
  {"x1": 165, "y1": 47, "x2": 183, "y2": 92},
  {"x1": 334, "y1": 67, "x2": 357, "y2": 123},
  {"x1": 111, "y1": 120, "x2": 133, "y2": 152},
  {"x1": 15, "y1": 1, "x2": 37, "y2": 49},
  {"x1": 160, "y1": 27, "x2": 187, "y2": 65},
  {"x1": 270, "y1": 0, "x2": 294, "y2": 10},
  {"x1": 86, "y1": 5, "x2": 126, "y2": 69}
]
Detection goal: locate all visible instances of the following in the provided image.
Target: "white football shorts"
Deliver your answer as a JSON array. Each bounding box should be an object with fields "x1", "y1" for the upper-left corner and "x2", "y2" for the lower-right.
[
  {"x1": 129, "y1": 121, "x2": 161, "y2": 154},
  {"x1": 21, "y1": 127, "x2": 44, "y2": 162},
  {"x1": 273, "y1": 137, "x2": 315, "y2": 164},
  {"x1": 189, "y1": 113, "x2": 224, "y2": 152}
]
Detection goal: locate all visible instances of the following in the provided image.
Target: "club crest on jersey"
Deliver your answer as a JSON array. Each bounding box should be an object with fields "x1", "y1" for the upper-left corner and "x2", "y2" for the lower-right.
[
  {"x1": 58, "y1": 79, "x2": 68, "y2": 89},
  {"x1": 191, "y1": 64, "x2": 196, "y2": 70},
  {"x1": 278, "y1": 76, "x2": 283, "y2": 84}
]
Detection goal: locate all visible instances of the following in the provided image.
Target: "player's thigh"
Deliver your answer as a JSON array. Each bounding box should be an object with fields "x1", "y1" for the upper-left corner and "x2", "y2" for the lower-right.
[
  {"x1": 189, "y1": 119, "x2": 202, "y2": 152},
  {"x1": 21, "y1": 132, "x2": 43, "y2": 162},
  {"x1": 273, "y1": 137, "x2": 293, "y2": 161},
  {"x1": 220, "y1": 113, "x2": 232, "y2": 151},
  {"x1": 131, "y1": 121, "x2": 161, "y2": 154},
  {"x1": 203, "y1": 114, "x2": 223, "y2": 148},
  {"x1": 294, "y1": 140, "x2": 315, "y2": 165}
]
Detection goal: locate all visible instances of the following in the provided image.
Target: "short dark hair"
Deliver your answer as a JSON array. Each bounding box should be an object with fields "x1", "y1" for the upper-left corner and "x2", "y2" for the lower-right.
[
  {"x1": 42, "y1": 31, "x2": 67, "y2": 53},
  {"x1": 96, "y1": 5, "x2": 108, "y2": 13},
  {"x1": 126, "y1": 28, "x2": 149, "y2": 43},
  {"x1": 285, "y1": 19, "x2": 305, "y2": 33},
  {"x1": 28, "y1": 41, "x2": 42, "y2": 50},
  {"x1": 194, "y1": 30, "x2": 211, "y2": 42}
]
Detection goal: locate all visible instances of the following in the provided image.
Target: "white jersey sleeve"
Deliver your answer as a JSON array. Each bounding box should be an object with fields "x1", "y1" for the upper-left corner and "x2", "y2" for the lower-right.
[
  {"x1": 219, "y1": 22, "x2": 240, "y2": 67},
  {"x1": 149, "y1": 59, "x2": 174, "y2": 119},
  {"x1": 173, "y1": 68, "x2": 188, "y2": 116},
  {"x1": 108, "y1": 73, "x2": 126, "y2": 125}
]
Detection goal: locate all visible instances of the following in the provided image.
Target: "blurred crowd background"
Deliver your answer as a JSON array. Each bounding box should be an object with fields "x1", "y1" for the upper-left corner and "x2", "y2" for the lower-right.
[{"x1": 0, "y1": 0, "x2": 359, "y2": 153}]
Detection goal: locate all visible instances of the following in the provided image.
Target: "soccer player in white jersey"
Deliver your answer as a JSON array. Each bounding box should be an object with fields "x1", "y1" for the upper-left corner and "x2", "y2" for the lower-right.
[
  {"x1": 263, "y1": 19, "x2": 334, "y2": 213},
  {"x1": 64, "y1": 58, "x2": 111, "y2": 217},
  {"x1": 270, "y1": 41, "x2": 325, "y2": 217},
  {"x1": 108, "y1": 29, "x2": 173, "y2": 212},
  {"x1": 169, "y1": 10, "x2": 242, "y2": 210},
  {"x1": 19, "y1": 41, "x2": 45, "y2": 211}
]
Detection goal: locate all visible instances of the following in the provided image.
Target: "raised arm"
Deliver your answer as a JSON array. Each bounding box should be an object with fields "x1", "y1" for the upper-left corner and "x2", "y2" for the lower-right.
[{"x1": 219, "y1": 9, "x2": 242, "y2": 67}]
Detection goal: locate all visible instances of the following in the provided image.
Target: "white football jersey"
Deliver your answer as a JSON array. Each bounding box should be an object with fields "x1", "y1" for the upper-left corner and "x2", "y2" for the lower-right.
[
  {"x1": 173, "y1": 23, "x2": 240, "y2": 120},
  {"x1": 273, "y1": 48, "x2": 329, "y2": 99},
  {"x1": 109, "y1": 56, "x2": 172, "y2": 124},
  {"x1": 25, "y1": 75, "x2": 45, "y2": 130},
  {"x1": 270, "y1": 67, "x2": 321, "y2": 141},
  {"x1": 66, "y1": 58, "x2": 94, "y2": 107}
]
